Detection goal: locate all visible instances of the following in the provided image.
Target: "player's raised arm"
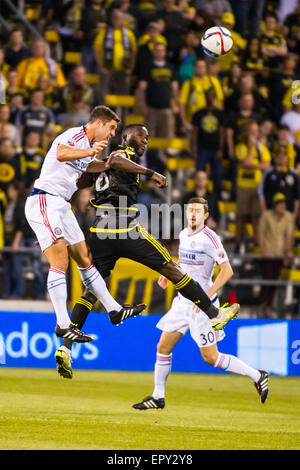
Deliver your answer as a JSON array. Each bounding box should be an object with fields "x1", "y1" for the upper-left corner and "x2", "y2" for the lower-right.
[{"x1": 108, "y1": 152, "x2": 168, "y2": 188}]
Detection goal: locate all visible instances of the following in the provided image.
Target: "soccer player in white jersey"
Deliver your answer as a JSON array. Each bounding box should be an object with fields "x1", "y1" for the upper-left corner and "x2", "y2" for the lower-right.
[
  {"x1": 133, "y1": 198, "x2": 269, "y2": 409},
  {"x1": 25, "y1": 105, "x2": 147, "y2": 344}
]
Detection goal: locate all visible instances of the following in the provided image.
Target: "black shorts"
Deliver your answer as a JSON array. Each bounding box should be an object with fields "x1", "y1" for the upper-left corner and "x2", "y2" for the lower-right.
[{"x1": 88, "y1": 223, "x2": 172, "y2": 278}]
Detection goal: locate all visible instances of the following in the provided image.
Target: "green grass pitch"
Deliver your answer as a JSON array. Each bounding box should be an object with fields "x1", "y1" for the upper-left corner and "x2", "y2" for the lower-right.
[{"x1": 0, "y1": 368, "x2": 299, "y2": 450}]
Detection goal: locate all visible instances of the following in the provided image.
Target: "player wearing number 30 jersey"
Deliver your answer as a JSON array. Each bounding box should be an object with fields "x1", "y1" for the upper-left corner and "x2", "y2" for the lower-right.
[{"x1": 132, "y1": 198, "x2": 269, "y2": 410}]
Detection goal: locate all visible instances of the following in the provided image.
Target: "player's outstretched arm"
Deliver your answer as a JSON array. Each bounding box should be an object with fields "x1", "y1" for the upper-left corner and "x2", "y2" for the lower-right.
[{"x1": 106, "y1": 153, "x2": 168, "y2": 188}]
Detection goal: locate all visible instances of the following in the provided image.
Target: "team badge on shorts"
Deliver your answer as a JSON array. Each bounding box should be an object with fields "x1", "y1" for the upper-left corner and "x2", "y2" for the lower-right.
[{"x1": 54, "y1": 227, "x2": 62, "y2": 236}]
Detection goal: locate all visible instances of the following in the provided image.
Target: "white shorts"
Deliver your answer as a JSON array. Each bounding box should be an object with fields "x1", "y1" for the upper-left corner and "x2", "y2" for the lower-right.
[
  {"x1": 156, "y1": 296, "x2": 225, "y2": 348},
  {"x1": 25, "y1": 193, "x2": 85, "y2": 252}
]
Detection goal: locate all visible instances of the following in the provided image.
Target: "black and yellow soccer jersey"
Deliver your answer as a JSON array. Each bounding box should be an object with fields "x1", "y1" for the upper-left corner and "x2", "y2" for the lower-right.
[
  {"x1": 260, "y1": 31, "x2": 286, "y2": 70},
  {"x1": 88, "y1": 145, "x2": 172, "y2": 274},
  {"x1": 19, "y1": 147, "x2": 45, "y2": 189},
  {"x1": 90, "y1": 145, "x2": 140, "y2": 212}
]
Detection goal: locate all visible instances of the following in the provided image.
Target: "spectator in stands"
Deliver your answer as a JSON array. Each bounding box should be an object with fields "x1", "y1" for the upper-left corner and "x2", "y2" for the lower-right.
[
  {"x1": 0, "y1": 123, "x2": 21, "y2": 147},
  {"x1": 138, "y1": 42, "x2": 179, "y2": 139},
  {"x1": 177, "y1": 31, "x2": 200, "y2": 85},
  {"x1": 61, "y1": 64, "x2": 100, "y2": 113},
  {"x1": 258, "y1": 192, "x2": 294, "y2": 317},
  {"x1": 191, "y1": 88, "x2": 225, "y2": 197},
  {"x1": 5, "y1": 69, "x2": 27, "y2": 106},
  {"x1": 242, "y1": 37, "x2": 265, "y2": 72},
  {"x1": 178, "y1": 30, "x2": 199, "y2": 84},
  {"x1": 2, "y1": 181, "x2": 26, "y2": 299},
  {"x1": 179, "y1": 58, "x2": 224, "y2": 133},
  {"x1": 0, "y1": 104, "x2": 21, "y2": 146},
  {"x1": 135, "y1": 21, "x2": 167, "y2": 78},
  {"x1": 157, "y1": 0, "x2": 186, "y2": 65},
  {"x1": 0, "y1": 138, "x2": 22, "y2": 193},
  {"x1": 193, "y1": 0, "x2": 233, "y2": 25},
  {"x1": 224, "y1": 72, "x2": 271, "y2": 117},
  {"x1": 221, "y1": 61, "x2": 242, "y2": 98},
  {"x1": 93, "y1": 8, "x2": 137, "y2": 95},
  {"x1": 272, "y1": 124, "x2": 300, "y2": 169},
  {"x1": 35, "y1": 73, "x2": 60, "y2": 113},
  {"x1": 280, "y1": 101, "x2": 300, "y2": 149},
  {"x1": 15, "y1": 88, "x2": 56, "y2": 147},
  {"x1": 4, "y1": 28, "x2": 30, "y2": 69},
  {"x1": 268, "y1": 53, "x2": 298, "y2": 121},
  {"x1": 226, "y1": 92, "x2": 262, "y2": 160},
  {"x1": 134, "y1": 0, "x2": 158, "y2": 36},
  {"x1": 80, "y1": 0, "x2": 107, "y2": 74},
  {"x1": 7, "y1": 94, "x2": 25, "y2": 125},
  {"x1": 16, "y1": 39, "x2": 66, "y2": 93},
  {"x1": 259, "y1": 119, "x2": 275, "y2": 151},
  {"x1": 258, "y1": 150, "x2": 300, "y2": 218},
  {"x1": 234, "y1": 120, "x2": 271, "y2": 252},
  {"x1": 181, "y1": 170, "x2": 220, "y2": 229},
  {"x1": 260, "y1": 12, "x2": 288, "y2": 72},
  {"x1": 230, "y1": 0, "x2": 266, "y2": 37},
  {"x1": 59, "y1": 96, "x2": 91, "y2": 129},
  {"x1": 18, "y1": 131, "x2": 45, "y2": 190}
]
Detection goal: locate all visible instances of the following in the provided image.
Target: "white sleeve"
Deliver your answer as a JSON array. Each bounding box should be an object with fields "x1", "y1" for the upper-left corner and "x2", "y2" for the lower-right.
[{"x1": 202, "y1": 234, "x2": 229, "y2": 265}]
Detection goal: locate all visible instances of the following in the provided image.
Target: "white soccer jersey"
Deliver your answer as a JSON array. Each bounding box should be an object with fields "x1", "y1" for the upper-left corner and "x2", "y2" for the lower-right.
[
  {"x1": 34, "y1": 126, "x2": 95, "y2": 201},
  {"x1": 177, "y1": 225, "x2": 229, "y2": 303}
]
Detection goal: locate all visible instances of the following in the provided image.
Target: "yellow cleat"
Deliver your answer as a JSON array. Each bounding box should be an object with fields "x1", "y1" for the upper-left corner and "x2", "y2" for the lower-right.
[
  {"x1": 55, "y1": 348, "x2": 73, "y2": 379},
  {"x1": 211, "y1": 303, "x2": 240, "y2": 330}
]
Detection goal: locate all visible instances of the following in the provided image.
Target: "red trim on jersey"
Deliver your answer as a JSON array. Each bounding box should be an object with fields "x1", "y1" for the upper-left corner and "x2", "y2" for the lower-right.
[
  {"x1": 72, "y1": 128, "x2": 85, "y2": 140},
  {"x1": 74, "y1": 131, "x2": 86, "y2": 143},
  {"x1": 203, "y1": 227, "x2": 220, "y2": 249},
  {"x1": 39, "y1": 194, "x2": 57, "y2": 242},
  {"x1": 49, "y1": 268, "x2": 66, "y2": 275}
]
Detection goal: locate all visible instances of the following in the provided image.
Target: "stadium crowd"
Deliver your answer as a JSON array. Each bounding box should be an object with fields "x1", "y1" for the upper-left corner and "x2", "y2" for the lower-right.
[{"x1": 0, "y1": 0, "x2": 300, "y2": 316}]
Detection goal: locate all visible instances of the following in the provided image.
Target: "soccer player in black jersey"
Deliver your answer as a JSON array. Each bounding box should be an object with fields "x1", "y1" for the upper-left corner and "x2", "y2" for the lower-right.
[{"x1": 56, "y1": 124, "x2": 240, "y2": 378}]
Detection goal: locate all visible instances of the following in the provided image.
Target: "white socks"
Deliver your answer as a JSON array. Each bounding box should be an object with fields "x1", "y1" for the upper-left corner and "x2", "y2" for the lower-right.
[
  {"x1": 78, "y1": 264, "x2": 121, "y2": 312},
  {"x1": 152, "y1": 353, "x2": 172, "y2": 399},
  {"x1": 214, "y1": 353, "x2": 261, "y2": 382},
  {"x1": 151, "y1": 351, "x2": 261, "y2": 401},
  {"x1": 47, "y1": 268, "x2": 70, "y2": 329}
]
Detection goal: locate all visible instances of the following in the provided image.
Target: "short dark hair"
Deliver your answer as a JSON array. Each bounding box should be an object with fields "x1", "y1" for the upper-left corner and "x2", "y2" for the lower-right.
[
  {"x1": 89, "y1": 105, "x2": 120, "y2": 124},
  {"x1": 9, "y1": 27, "x2": 23, "y2": 36},
  {"x1": 187, "y1": 197, "x2": 209, "y2": 214},
  {"x1": 264, "y1": 11, "x2": 277, "y2": 21},
  {"x1": 121, "y1": 123, "x2": 147, "y2": 137}
]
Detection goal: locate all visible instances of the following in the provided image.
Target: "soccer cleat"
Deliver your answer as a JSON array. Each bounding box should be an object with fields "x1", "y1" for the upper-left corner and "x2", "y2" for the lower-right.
[
  {"x1": 210, "y1": 302, "x2": 240, "y2": 330},
  {"x1": 132, "y1": 396, "x2": 165, "y2": 410},
  {"x1": 55, "y1": 324, "x2": 94, "y2": 343},
  {"x1": 254, "y1": 370, "x2": 269, "y2": 403},
  {"x1": 109, "y1": 304, "x2": 146, "y2": 325},
  {"x1": 55, "y1": 348, "x2": 73, "y2": 379}
]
